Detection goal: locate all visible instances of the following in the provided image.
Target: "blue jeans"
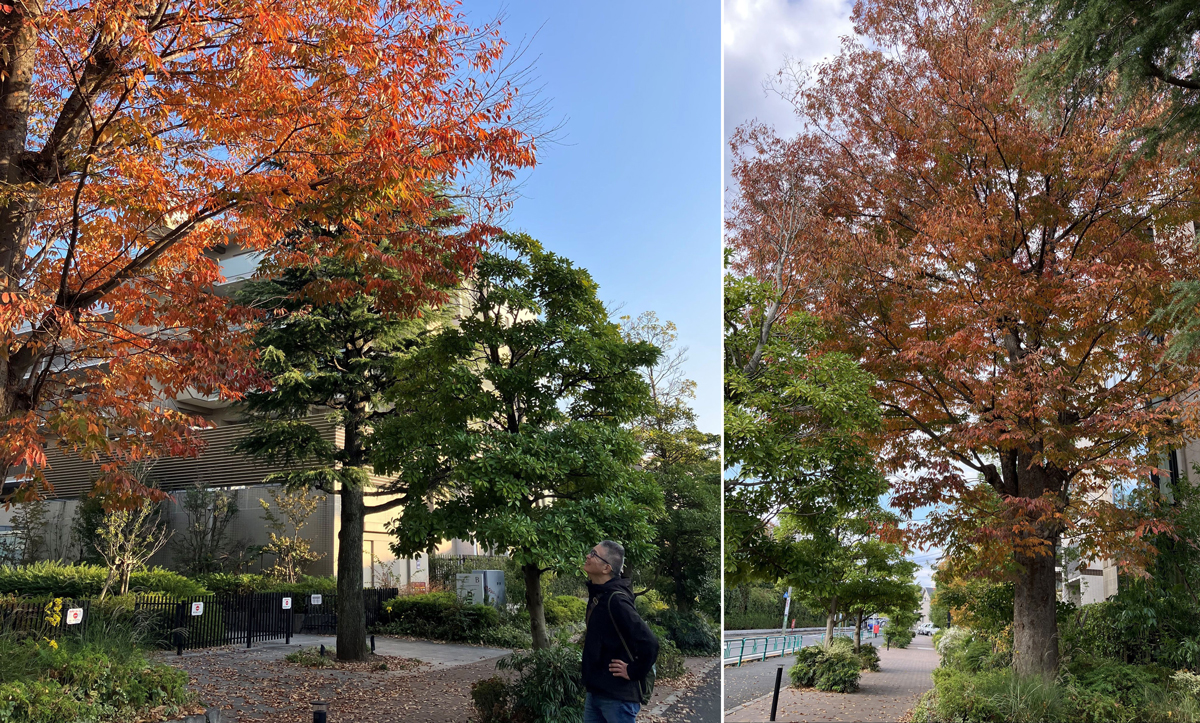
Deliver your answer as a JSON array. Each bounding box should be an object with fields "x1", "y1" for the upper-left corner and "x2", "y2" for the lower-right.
[{"x1": 583, "y1": 692, "x2": 640, "y2": 723}]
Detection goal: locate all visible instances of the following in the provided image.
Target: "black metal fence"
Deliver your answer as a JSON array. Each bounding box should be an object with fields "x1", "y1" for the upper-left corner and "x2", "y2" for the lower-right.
[
  {"x1": 0, "y1": 597, "x2": 91, "y2": 639},
  {"x1": 134, "y1": 588, "x2": 398, "y2": 653}
]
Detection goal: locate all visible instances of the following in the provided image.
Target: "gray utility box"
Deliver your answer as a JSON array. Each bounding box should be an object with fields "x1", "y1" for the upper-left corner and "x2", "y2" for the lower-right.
[{"x1": 456, "y1": 570, "x2": 506, "y2": 609}]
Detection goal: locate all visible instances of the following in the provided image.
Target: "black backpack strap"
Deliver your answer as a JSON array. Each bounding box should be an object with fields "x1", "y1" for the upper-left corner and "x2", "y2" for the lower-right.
[{"x1": 606, "y1": 590, "x2": 637, "y2": 663}]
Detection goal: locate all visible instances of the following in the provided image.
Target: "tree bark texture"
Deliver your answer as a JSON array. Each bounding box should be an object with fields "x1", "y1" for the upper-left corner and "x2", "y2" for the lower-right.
[
  {"x1": 336, "y1": 482, "x2": 368, "y2": 661},
  {"x1": 1013, "y1": 548, "x2": 1059, "y2": 678},
  {"x1": 524, "y1": 562, "x2": 550, "y2": 650},
  {"x1": 824, "y1": 595, "x2": 837, "y2": 648}
]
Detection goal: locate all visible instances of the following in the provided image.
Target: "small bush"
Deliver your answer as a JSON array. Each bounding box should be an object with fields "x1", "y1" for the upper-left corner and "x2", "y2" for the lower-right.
[
  {"x1": 884, "y1": 625, "x2": 915, "y2": 649},
  {"x1": 495, "y1": 645, "x2": 585, "y2": 723},
  {"x1": 857, "y1": 643, "x2": 881, "y2": 672},
  {"x1": 544, "y1": 595, "x2": 586, "y2": 626},
  {"x1": 647, "y1": 609, "x2": 720, "y2": 656},
  {"x1": 375, "y1": 592, "x2": 501, "y2": 643},
  {"x1": 1173, "y1": 670, "x2": 1200, "y2": 700},
  {"x1": 472, "y1": 676, "x2": 514, "y2": 723},
  {"x1": 656, "y1": 637, "x2": 687, "y2": 680},
  {"x1": 285, "y1": 646, "x2": 338, "y2": 668},
  {"x1": 789, "y1": 645, "x2": 862, "y2": 693}
]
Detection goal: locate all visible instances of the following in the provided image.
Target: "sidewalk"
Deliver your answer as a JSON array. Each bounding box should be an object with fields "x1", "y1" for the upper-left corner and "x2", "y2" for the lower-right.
[{"x1": 725, "y1": 644, "x2": 938, "y2": 722}]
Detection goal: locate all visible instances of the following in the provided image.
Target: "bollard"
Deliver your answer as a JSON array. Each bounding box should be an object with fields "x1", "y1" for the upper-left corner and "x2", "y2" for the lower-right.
[
  {"x1": 370, "y1": 634, "x2": 375, "y2": 653},
  {"x1": 319, "y1": 644, "x2": 326, "y2": 657},
  {"x1": 770, "y1": 665, "x2": 784, "y2": 721},
  {"x1": 311, "y1": 700, "x2": 328, "y2": 723}
]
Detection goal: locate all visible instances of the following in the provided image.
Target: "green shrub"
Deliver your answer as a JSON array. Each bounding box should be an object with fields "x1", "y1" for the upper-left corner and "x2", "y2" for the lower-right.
[
  {"x1": 1173, "y1": 670, "x2": 1200, "y2": 700},
  {"x1": 544, "y1": 595, "x2": 586, "y2": 626},
  {"x1": 0, "y1": 562, "x2": 206, "y2": 598},
  {"x1": 0, "y1": 637, "x2": 193, "y2": 722},
  {"x1": 495, "y1": 645, "x2": 585, "y2": 723},
  {"x1": 471, "y1": 676, "x2": 514, "y2": 723},
  {"x1": 647, "y1": 609, "x2": 720, "y2": 656},
  {"x1": 656, "y1": 637, "x2": 687, "y2": 680},
  {"x1": 885, "y1": 625, "x2": 915, "y2": 649},
  {"x1": 857, "y1": 642, "x2": 881, "y2": 671},
  {"x1": 196, "y1": 572, "x2": 338, "y2": 595},
  {"x1": 480, "y1": 623, "x2": 534, "y2": 649},
  {"x1": 788, "y1": 644, "x2": 862, "y2": 693},
  {"x1": 374, "y1": 592, "x2": 501, "y2": 643}
]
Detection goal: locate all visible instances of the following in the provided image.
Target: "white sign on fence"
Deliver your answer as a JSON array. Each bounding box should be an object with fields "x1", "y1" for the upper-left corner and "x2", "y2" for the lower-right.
[
  {"x1": 65, "y1": 608, "x2": 84, "y2": 625},
  {"x1": 191, "y1": 602, "x2": 205, "y2": 616},
  {"x1": 282, "y1": 597, "x2": 292, "y2": 610},
  {"x1": 310, "y1": 594, "x2": 322, "y2": 606}
]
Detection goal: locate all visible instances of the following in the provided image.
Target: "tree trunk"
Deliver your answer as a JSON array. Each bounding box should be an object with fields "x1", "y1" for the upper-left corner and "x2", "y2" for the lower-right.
[
  {"x1": 524, "y1": 562, "x2": 550, "y2": 650},
  {"x1": 336, "y1": 482, "x2": 368, "y2": 661},
  {"x1": 1013, "y1": 547, "x2": 1058, "y2": 678},
  {"x1": 824, "y1": 595, "x2": 837, "y2": 648},
  {"x1": 854, "y1": 611, "x2": 864, "y2": 652}
]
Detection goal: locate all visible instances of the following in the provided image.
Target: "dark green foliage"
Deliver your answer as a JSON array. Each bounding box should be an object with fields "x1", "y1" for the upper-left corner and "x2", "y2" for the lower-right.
[
  {"x1": 0, "y1": 562, "x2": 206, "y2": 598},
  {"x1": 654, "y1": 635, "x2": 687, "y2": 680},
  {"x1": 1003, "y1": 0, "x2": 1200, "y2": 158},
  {"x1": 471, "y1": 677, "x2": 514, "y2": 723},
  {"x1": 788, "y1": 645, "x2": 862, "y2": 693},
  {"x1": 493, "y1": 646, "x2": 586, "y2": 723},
  {"x1": 0, "y1": 636, "x2": 194, "y2": 722},
  {"x1": 543, "y1": 596, "x2": 585, "y2": 627},
  {"x1": 857, "y1": 642, "x2": 881, "y2": 672},
  {"x1": 375, "y1": 592, "x2": 502, "y2": 644},
  {"x1": 379, "y1": 234, "x2": 663, "y2": 649},
  {"x1": 646, "y1": 609, "x2": 720, "y2": 656},
  {"x1": 622, "y1": 311, "x2": 720, "y2": 618},
  {"x1": 724, "y1": 582, "x2": 823, "y2": 630},
  {"x1": 195, "y1": 573, "x2": 337, "y2": 595}
]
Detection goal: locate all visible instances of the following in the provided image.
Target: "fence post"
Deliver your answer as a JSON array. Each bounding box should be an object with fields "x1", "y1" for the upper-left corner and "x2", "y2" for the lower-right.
[
  {"x1": 175, "y1": 601, "x2": 186, "y2": 656},
  {"x1": 738, "y1": 638, "x2": 746, "y2": 666},
  {"x1": 246, "y1": 595, "x2": 254, "y2": 649}
]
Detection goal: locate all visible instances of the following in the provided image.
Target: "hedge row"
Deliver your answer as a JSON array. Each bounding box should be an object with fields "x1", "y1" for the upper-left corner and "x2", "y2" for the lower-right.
[{"x1": 0, "y1": 562, "x2": 205, "y2": 598}]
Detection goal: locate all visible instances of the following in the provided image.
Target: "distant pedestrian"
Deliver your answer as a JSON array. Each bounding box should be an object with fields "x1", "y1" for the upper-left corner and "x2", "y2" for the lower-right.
[{"x1": 581, "y1": 540, "x2": 660, "y2": 723}]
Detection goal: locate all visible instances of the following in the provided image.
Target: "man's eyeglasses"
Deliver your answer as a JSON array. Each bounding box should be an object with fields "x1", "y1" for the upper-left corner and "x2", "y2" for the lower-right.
[{"x1": 587, "y1": 549, "x2": 612, "y2": 567}]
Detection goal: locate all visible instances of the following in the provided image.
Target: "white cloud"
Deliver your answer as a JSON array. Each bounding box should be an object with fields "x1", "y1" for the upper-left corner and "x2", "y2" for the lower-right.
[{"x1": 723, "y1": 0, "x2": 855, "y2": 143}]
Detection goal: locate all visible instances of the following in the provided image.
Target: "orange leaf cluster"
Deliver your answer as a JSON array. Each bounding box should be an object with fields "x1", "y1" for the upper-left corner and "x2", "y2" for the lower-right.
[{"x1": 0, "y1": 0, "x2": 537, "y2": 501}]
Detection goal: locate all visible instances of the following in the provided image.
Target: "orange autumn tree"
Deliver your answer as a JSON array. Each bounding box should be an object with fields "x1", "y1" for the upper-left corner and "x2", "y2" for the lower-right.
[
  {"x1": 0, "y1": 0, "x2": 536, "y2": 499},
  {"x1": 731, "y1": 0, "x2": 1200, "y2": 677}
]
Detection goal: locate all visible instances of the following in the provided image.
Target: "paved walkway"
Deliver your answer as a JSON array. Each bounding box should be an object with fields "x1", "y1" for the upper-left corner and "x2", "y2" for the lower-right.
[{"x1": 725, "y1": 641, "x2": 938, "y2": 722}]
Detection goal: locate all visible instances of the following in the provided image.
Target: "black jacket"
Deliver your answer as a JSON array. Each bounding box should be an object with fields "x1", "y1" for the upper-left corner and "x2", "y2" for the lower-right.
[{"x1": 582, "y1": 576, "x2": 660, "y2": 702}]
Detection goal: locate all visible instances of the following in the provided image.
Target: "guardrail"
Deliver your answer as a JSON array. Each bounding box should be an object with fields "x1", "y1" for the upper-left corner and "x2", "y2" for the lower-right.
[{"x1": 722, "y1": 626, "x2": 875, "y2": 666}]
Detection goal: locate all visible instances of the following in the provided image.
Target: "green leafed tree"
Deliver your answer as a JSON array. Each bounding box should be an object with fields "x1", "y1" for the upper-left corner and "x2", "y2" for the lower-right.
[
  {"x1": 378, "y1": 233, "x2": 664, "y2": 649},
  {"x1": 620, "y1": 311, "x2": 720, "y2": 617},
  {"x1": 724, "y1": 265, "x2": 887, "y2": 589},
  {"x1": 234, "y1": 226, "x2": 448, "y2": 661}
]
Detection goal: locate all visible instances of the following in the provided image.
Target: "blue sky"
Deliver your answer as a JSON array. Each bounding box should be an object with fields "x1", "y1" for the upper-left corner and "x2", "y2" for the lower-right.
[{"x1": 466, "y1": 2, "x2": 722, "y2": 434}]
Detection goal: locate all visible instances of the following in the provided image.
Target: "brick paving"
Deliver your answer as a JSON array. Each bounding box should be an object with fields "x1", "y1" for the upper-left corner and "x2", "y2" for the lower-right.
[{"x1": 725, "y1": 643, "x2": 939, "y2": 723}]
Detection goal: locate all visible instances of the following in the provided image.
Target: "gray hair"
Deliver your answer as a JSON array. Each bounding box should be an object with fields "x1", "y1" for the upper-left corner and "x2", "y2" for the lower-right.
[{"x1": 598, "y1": 540, "x2": 625, "y2": 575}]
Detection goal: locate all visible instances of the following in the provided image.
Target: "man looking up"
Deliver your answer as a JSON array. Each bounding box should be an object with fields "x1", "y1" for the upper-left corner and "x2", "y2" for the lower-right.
[{"x1": 581, "y1": 540, "x2": 660, "y2": 723}]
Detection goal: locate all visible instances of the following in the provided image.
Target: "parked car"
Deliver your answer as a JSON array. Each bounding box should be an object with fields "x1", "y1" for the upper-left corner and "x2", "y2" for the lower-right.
[{"x1": 918, "y1": 622, "x2": 936, "y2": 635}]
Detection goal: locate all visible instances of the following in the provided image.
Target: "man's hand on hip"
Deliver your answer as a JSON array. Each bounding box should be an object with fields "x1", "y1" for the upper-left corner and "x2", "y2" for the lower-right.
[{"x1": 609, "y1": 659, "x2": 630, "y2": 679}]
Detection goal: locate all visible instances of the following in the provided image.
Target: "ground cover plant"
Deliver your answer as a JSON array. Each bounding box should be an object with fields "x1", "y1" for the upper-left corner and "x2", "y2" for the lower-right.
[{"x1": 0, "y1": 620, "x2": 195, "y2": 722}]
